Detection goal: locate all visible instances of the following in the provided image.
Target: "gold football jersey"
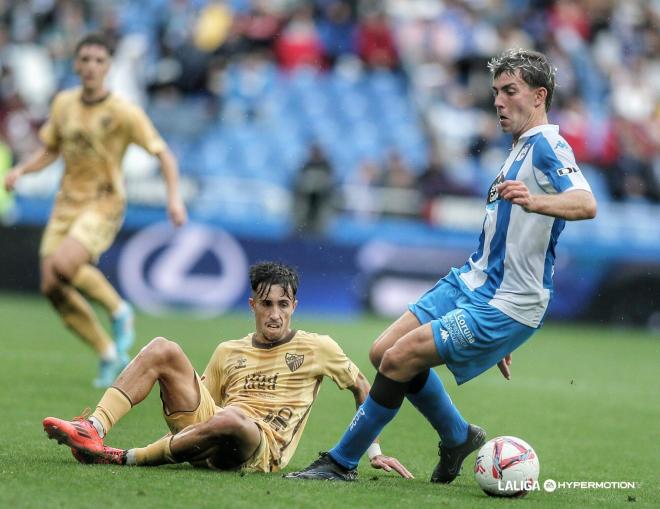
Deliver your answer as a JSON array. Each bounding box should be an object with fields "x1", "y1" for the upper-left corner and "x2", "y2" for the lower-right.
[
  {"x1": 39, "y1": 87, "x2": 166, "y2": 203},
  {"x1": 201, "y1": 329, "x2": 359, "y2": 471}
]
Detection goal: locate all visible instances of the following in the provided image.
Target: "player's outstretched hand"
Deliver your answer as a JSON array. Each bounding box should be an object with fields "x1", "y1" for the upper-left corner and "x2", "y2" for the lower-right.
[
  {"x1": 4, "y1": 167, "x2": 22, "y2": 192},
  {"x1": 370, "y1": 454, "x2": 414, "y2": 479},
  {"x1": 497, "y1": 353, "x2": 512, "y2": 380},
  {"x1": 168, "y1": 196, "x2": 188, "y2": 227},
  {"x1": 497, "y1": 180, "x2": 535, "y2": 211}
]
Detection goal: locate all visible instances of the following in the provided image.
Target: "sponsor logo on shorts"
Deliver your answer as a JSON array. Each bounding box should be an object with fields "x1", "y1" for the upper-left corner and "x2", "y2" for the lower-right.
[
  {"x1": 263, "y1": 407, "x2": 293, "y2": 432},
  {"x1": 442, "y1": 310, "x2": 476, "y2": 348},
  {"x1": 441, "y1": 329, "x2": 449, "y2": 342}
]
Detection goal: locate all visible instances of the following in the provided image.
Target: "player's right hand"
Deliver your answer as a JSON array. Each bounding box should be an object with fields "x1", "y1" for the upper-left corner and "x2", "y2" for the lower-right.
[
  {"x1": 497, "y1": 353, "x2": 512, "y2": 379},
  {"x1": 167, "y1": 196, "x2": 188, "y2": 227},
  {"x1": 4, "y1": 167, "x2": 22, "y2": 192}
]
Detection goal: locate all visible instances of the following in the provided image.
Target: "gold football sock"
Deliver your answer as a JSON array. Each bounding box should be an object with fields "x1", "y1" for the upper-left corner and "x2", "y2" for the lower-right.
[
  {"x1": 72, "y1": 264, "x2": 122, "y2": 315},
  {"x1": 134, "y1": 436, "x2": 175, "y2": 466},
  {"x1": 91, "y1": 387, "x2": 133, "y2": 436},
  {"x1": 55, "y1": 286, "x2": 114, "y2": 355}
]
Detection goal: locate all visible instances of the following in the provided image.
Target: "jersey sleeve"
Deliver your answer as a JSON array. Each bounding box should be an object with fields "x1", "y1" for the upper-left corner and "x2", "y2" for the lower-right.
[
  {"x1": 124, "y1": 103, "x2": 167, "y2": 155},
  {"x1": 316, "y1": 335, "x2": 359, "y2": 389},
  {"x1": 38, "y1": 93, "x2": 64, "y2": 149},
  {"x1": 201, "y1": 343, "x2": 227, "y2": 403},
  {"x1": 532, "y1": 136, "x2": 591, "y2": 194}
]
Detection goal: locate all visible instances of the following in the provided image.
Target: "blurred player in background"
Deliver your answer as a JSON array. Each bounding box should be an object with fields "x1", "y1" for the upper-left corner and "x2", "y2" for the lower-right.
[
  {"x1": 42, "y1": 262, "x2": 411, "y2": 477},
  {"x1": 288, "y1": 49, "x2": 597, "y2": 482},
  {"x1": 3, "y1": 33, "x2": 187, "y2": 387}
]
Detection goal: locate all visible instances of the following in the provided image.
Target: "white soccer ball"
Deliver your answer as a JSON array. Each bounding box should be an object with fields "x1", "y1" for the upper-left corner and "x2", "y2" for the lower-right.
[{"x1": 474, "y1": 436, "x2": 540, "y2": 497}]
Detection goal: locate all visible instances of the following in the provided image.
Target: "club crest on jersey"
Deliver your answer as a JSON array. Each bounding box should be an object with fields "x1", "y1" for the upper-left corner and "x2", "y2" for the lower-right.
[
  {"x1": 487, "y1": 171, "x2": 505, "y2": 205},
  {"x1": 557, "y1": 166, "x2": 579, "y2": 176},
  {"x1": 515, "y1": 143, "x2": 531, "y2": 161},
  {"x1": 285, "y1": 352, "x2": 304, "y2": 372},
  {"x1": 100, "y1": 115, "x2": 113, "y2": 129}
]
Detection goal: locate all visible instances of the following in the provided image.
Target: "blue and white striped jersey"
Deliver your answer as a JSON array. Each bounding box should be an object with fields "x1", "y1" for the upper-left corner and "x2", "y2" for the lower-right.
[{"x1": 452, "y1": 124, "x2": 592, "y2": 328}]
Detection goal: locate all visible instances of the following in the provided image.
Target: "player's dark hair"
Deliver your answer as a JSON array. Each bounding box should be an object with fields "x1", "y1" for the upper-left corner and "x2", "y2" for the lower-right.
[
  {"x1": 487, "y1": 48, "x2": 556, "y2": 112},
  {"x1": 75, "y1": 33, "x2": 114, "y2": 57},
  {"x1": 250, "y1": 262, "x2": 299, "y2": 301}
]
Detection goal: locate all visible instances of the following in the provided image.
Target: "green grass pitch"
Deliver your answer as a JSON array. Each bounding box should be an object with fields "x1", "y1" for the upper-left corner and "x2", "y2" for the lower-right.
[{"x1": 0, "y1": 293, "x2": 658, "y2": 508}]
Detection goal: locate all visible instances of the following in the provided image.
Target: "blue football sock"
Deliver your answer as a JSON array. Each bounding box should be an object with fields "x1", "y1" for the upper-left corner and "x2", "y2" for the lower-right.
[
  {"x1": 329, "y1": 395, "x2": 400, "y2": 470},
  {"x1": 407, "y1": 369, "x2": 468, "y2": 447}
]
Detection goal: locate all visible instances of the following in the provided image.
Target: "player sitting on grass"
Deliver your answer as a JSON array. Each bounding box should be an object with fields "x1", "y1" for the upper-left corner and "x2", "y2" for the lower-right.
[
  {"x1": 287, "y1": 49, "x2": 597, "y2": 483},
  {"x1": 43, "y1": 262, "x2": 411, "y2": 477}
]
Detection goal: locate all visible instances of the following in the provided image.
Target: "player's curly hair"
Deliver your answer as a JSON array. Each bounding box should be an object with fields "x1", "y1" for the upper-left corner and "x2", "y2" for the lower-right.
[
  {"x1": 75, "y1": 33, "x2": 115, "y2": 56},
  {"x1": 250, "y1": 262, "x2": 299, "y2": 301},
  {"x1": 487, "y1": 48, "x2": 556, "y2": 112}
]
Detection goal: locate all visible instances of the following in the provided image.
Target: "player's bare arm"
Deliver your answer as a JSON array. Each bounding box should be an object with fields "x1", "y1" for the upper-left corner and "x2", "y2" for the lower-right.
[
  {"x1": 497, "y1": 180, "x2": 597, "y2": 220},
  {"x1": 347, "y1": 371, "x2": 414, "y2": 479},
  {"x1": 4, "y1": 145, "x2": 59, "y2": 192},
  {"x1": 156, "y1": 147, "x2": 187, "y2": 226}
]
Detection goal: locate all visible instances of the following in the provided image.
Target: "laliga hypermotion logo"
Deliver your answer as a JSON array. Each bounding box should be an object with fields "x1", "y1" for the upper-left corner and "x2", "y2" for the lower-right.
[{"x1": 118, "y1": 222, "x2": 248, "y2": 314}]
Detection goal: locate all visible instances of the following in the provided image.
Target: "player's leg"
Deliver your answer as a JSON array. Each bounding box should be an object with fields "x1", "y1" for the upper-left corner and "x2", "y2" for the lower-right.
[
  {"x1": 328, "y1": 324, "x2": 441, "y2": 463},
  {"x1": 41, "y1": 237, "x2": 121, "y2": 387},
  {"x1": 72, "y1": 264, "x2": 122, "y2": 315},
  {"x1": 290, "y1": 324, "x2": 441, "y2": 480},
  {"x1": 72, "y1": 264, "x2": 134, "y2": 365},
  {"x1": 142, "y1": 407, "x2": 263, "y2": 468},
  {"x1": 368, "y1": 310, "x2": 420, "y2": 367},
  {"x1": 370, "y1": 288, "x2": 470, "y2": 452},
  {"x1": 44, "y1": 336, "x2": 200, "y2": 460}
]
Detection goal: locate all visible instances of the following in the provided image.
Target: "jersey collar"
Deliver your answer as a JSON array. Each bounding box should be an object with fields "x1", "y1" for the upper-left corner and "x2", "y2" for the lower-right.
[
  {"x1": 251, "y1": 329, "x2": 297, "y2": 349},
  {"x1": 518, "y1": 124, "x2": 559, "y2": 140}
]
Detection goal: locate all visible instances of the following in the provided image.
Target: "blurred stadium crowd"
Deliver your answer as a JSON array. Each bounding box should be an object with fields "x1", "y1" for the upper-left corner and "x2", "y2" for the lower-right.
[{"x1": 0, "y1": 0, "x2": 658, "y2": 232}]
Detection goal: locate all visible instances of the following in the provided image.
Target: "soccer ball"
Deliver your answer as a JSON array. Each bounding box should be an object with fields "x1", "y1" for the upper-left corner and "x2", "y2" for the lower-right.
[{"x1": 474, "y1": 436, "x2": 540, "y2": 497}]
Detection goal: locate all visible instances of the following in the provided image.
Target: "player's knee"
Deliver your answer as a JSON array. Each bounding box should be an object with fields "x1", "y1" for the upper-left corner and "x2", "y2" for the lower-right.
[
  {"x1": 40, "y1": 265, "x2": 62, "y2": 297},
  {"x1": 41, "y1": 277, "x2": 65, "y2": 302},
  {"x1": 368, "y1": 344, "x2": 384, "y2": 368},
  {"x1": 378, "y1": 347, "x2": 405, "y2": 378},
  {"x1": 206, "y1": 409, "x2": 247, "y2": 438},
  {"x1": 51, "y1": 257, "x2": 76, "y2": 284},
  {"x1": 144, "y1": 337, "x2": 182, "y2": 364}
]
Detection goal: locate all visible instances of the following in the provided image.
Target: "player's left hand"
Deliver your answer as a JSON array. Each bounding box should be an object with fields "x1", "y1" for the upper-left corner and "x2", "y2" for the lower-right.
[
  {"x1": 497, "y1": 353, "x2": 512, "y2": 380},
  {"x1": 497, "y1": 180, "x2": 535, "y2": 211},
  {"x1": 370, "y1": 454, "x2": 414, "y2": 479},
  {"x1": 168, "y1": 197, "x2": 188, "y2": 226}
]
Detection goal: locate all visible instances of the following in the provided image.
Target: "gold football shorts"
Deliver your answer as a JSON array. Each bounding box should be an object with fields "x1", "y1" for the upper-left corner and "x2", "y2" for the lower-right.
[
  {"x1": 40, "y1": 198, "x2": 124, "y2": 261},
  {"x1": 163, "y1": 374, "x2": 273, "y2": 473}
]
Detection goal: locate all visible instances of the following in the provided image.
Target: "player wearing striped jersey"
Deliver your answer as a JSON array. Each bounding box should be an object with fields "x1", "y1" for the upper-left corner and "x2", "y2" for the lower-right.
[
  {"x1": 3, "y1": 34, "x2": 187, "y2": 388},
  {"x1": 42, "y1": 262, "x2": 411, "y2": 477},
  {"x1": 288, "y1": 49, "x2": 597, "y2": 482}
]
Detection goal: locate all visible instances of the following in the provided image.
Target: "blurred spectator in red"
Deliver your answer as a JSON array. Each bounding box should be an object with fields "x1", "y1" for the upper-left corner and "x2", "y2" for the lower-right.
[
  {"x1": 356, "y1": 10, "x2": 399, "y2": 70},
  {"x1": 275, "y1": 5, "x2": 325, "y2": 71},
  {"x1": 548, "y1": 0, "x2": 591, "y2": 41},
  {"x1": 234, "y1": 0, "x2": 282, "y2": 53}
]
